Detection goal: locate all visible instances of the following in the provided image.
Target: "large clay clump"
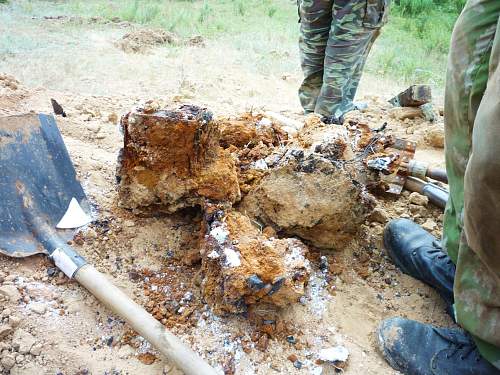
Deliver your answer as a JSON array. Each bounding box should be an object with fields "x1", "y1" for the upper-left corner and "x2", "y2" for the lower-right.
[
  {"x1": 117, "y1": 104, "x2": 241, "y2": 213},
  {"x1": 240, "y1": 118, "x2": 375, "y2": 250}
]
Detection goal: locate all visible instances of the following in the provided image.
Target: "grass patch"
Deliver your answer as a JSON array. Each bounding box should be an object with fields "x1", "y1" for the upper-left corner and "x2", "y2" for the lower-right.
[{"x1": 0, "y1": 0, "x2": 463, "y2": 87}]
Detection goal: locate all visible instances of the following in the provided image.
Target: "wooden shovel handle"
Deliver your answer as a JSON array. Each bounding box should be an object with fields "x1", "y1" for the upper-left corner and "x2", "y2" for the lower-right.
[{"x1": 74, "y1": 264, "x2": 218, "y2": 375}]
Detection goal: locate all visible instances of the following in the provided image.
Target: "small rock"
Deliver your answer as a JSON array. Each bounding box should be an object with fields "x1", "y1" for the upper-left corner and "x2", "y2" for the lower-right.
[
  {"x1": 256, "y1": 334, "x2": 269, "y2": 351},
  {"x1": 9, "y1": 316, "x2": 21, "y2": 328},
  {"x1": 137, "y1": 352, "x2": 156, "y2": 365},
  {"x1": 0, "y1": 285, "x2": 21, "y2": 302},
  {"x1": 409, "y1": 192, "x2": 428, "y2": 206},
  {"x1": 1, "y1": 354, "x2": 15, "y2": 370},
  {"x1": 47, "y1": 267, "x2": 57, "y2": 277},
  {"x1": 369, "y1": 207, "x2": 389, "y2": 223},
  {"x1": 15, "y1": 354, "x2": 24, "y2": 364},
  {"x1": 293, "y1": 360, "x2": 303, "y2": 369},
  {"x1": 421, "y1": 219, "x2": 437, "y2": 232},
  {"x1": 118, "y1": 344, "x2": 135, "y2": 359},
  {"x1": 86, "y1": 123, "x2": 101, "y2": 134},
  {"x1": 124, "y1": 220, "x2": 135, "y2": 227},
  {"x1": 107, "y1": 112, "x2": 119, "y2": 123},
  {"x1": 0, "y1": 325, "x2": 13, "y2": 339},
  {"x1": 30, "y1": 343, "x2": 42, "y2": 356},
  {"x1": 12, "y1": 329, "x2": 36, "y2": 354},
  {"x1": 29, "y1": 302, "x2": 46, "y2": 315},
  {"x1": 287, "y1": 354, "x2": 298, "y2": 362}
]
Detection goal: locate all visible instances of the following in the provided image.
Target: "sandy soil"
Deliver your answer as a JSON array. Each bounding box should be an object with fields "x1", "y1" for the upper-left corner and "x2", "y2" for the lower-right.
[{"x1": 0, "y1": 13, "x2": 450, "y2": 375}]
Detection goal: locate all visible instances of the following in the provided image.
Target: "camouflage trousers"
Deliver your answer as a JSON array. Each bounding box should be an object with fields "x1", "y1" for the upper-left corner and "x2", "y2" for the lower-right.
[
  {"x1": 298, "y1": 0, "x2": 389, "y2": 118},
  {"x1": 443, "y1": 0, "x2": 500, "y2": 368}
]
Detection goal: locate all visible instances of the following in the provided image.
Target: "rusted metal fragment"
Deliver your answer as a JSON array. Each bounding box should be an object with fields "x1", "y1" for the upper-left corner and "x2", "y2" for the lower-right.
[
  {"x1": 389, "y1": 84, "x2": 432, "y2": 107},
  {"x1": 117, "y1": 104, "x2": 241, "y2": 213}
]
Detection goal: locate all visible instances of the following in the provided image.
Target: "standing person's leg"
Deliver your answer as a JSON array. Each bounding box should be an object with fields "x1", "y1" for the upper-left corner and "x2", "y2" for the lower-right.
[
  {"x1": 443, "y1": 0, "x2": 500, "y2": 366},
  {"x1": 442, "y1": 0, "x2": 499, "y2": 265},
  {"x1": 314, "y1": 0, "x2": 388, "y2": 118},
  {"x1": 458, "y1": 13, "x2": 500, "y2": 367},
  {"x1": 298, "y1": 0, "x2": 334, "y2": 114},
  {"x1": 377, "y1": 0, "x2": 500, "y2": 372}
]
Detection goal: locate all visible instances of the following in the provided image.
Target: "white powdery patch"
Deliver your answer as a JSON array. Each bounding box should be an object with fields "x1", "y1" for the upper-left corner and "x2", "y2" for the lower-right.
[
  {"x1": 223, "y1": 247, "x2": 241, "y2": 267},
  {"x1": 257, "y1": 117, "x2": 272, "y2": 127},
  {"x1": 210, "y1": 224, "x2": 229, "y2": 244},
  {"x1": 306, "y1": 271, "x2": 331, "y2": 316},
  {"x1": 252, "y1": 159, "x2": 268, "y2": 170},
  {"x1": 318, "y1": 345, "x2": 349, "y2": 363},
  {"x1": 207, "y1": 250, "x2": 220, "y2": 259},
  {"x1": 284, "y1": 243, "x2": 311, "y2": 271}
]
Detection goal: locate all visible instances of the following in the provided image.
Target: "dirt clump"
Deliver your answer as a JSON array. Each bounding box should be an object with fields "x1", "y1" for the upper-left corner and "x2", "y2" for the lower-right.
[
  {"x1": 116, "y1": 28, "x2": 180, "y2": 53},
  {"x1": 200, "y1": 206, "x2": 310, "y2": 314},
  {"x1": 117, "y1": 103, "x2": 241, "y2": 214},
  {"x1": 240, "y1": 117, "x2": 375, "y2": 250},
  {"x1": 424, "y1": 123, "x2": 445, "y2": 148}
]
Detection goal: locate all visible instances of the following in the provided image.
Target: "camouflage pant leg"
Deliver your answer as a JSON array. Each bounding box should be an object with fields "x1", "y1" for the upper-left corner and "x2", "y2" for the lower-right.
[
  {"x1": 315, "y1": 0, "x2": 388, "y2": 118},
  {"x1": 444, "y1": 0, "x2": 500, "y2": 367},
  {"x1": 345, "y1": 28, "x2": 381, "y2": 104},
  {"x1": 298, "y1": 0, "x2": 334, "y2": 113},
  {"x1": 298, "y1": 0, "x2": 388, "y2": 117}
]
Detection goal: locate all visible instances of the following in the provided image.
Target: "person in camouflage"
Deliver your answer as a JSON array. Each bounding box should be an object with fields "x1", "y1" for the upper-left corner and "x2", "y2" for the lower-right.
[
  {"x1": 377, "y1": 0, "x2": 500, "y2": 373},
  {"x1": 298, "y1": 0, "x2": 389, "y2": 123}
]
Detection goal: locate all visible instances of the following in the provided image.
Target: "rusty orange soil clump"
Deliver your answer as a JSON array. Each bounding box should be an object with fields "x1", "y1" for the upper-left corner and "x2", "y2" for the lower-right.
[
  {"x1": 200, "y1": 205, "x2": 311, "y2": 314},
  {"x1": 118, "y1": 103, "x2": 240, "y2": 213}
]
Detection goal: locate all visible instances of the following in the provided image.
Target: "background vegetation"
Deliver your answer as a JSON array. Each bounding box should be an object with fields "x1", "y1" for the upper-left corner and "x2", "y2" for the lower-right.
[{"x1": 0, "y1": 0, "x2": 466, "y2": 88}]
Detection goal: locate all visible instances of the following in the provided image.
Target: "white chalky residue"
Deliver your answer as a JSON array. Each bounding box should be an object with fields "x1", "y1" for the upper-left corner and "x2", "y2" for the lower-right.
[
  {"x1": 210, "y1": 225, "x2": 229, "y2": 244},
  {"x1": 257, "y1": 117, "x2": 272, "y2": 127},
  {"x1": 306, "y1": 271, "x2": 331, "y2": 316},
  {"x1": 207, "y1": 250, "x2": 220, "y2": 259},
  {"x1": 284, "y1": 244, "x2": 311, "y2": 271},
  {"x1": 318, "y1": 345, "x2": 349, "y2": 362},
  {"x1": 252, "y1": 159, "x2": 268, "y2": 170},
  {"x1": 223, "y1": 247, "x2": 241, "y2": 267}
]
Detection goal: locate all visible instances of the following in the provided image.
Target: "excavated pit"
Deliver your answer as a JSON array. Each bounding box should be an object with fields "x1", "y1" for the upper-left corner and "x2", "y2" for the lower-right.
[{"x1": 117, "y1": 106, "x2": 388, "y2": 313}]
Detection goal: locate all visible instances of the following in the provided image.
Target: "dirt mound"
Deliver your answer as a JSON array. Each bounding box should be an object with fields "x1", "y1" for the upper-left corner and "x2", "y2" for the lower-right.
[
  {"x1": 0, "y1": 74, "x2": 30, "y2": 116},
  {"x1": 116, "y1": 29, "x2": 179, "y2": 53}
]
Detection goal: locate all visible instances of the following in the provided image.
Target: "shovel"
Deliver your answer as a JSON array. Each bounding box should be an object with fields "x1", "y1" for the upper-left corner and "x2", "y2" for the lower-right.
[{"x1": 0, "y1": 113, "x2": 217, "y2": 375}]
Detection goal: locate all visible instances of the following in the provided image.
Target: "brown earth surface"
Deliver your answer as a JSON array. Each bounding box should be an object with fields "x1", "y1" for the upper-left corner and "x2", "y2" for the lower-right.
[{"x1": 0, "y1": 16, "x2": 449, "y2": 375}]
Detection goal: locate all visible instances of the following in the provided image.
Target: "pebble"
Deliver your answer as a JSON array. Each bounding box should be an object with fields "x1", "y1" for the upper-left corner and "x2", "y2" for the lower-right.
[
  {"x1": 0, "y1": 285, "x2": 21, "y2": 302},
  {"x1": 421, "y1": 219, "x2": 437, "y2": 232},
  {"x1": 1, "y1": 354, "x2": 15, "y2": 369},
  {"x1": 29, "y1": 303, "x2": 46, "y2": 315},
  {"x1": 369, "y1": 207, "x2": 389, "y2": 223},
  {"x1": 9, "y1": 316, "x2": 21, "y2": 327},
  {"x1": 0, "y1": 325, "x2": 13, "y2": 339},
  {"x1": 30, "y1": 343, "x2": 42, "y2": 356},
  {"x1": 12, "y1": 329, "x2": 36, "y2": 354},
  {"x1": 124, "y1": 220, "x2": 135, "y2": 227},
  {"x1": 293, "y1": 360, "x2": 303, "y2": 369},
  {"x1": 409, "y1": 192, "x2": 429, "y2": 206}
]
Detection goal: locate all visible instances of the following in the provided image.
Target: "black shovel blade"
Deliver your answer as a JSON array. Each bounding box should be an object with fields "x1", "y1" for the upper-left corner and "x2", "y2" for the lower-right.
[{"x1": 0, "y1": 113, "x2": 90, "y2": 257}]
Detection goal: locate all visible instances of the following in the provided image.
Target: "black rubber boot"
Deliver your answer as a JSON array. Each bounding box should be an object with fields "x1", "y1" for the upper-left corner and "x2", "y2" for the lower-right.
[
  {"x1": 384, "y1": 218, "x2": 455, "y2": 314},
  {"x1": 378, "y1": 317, "x2": 500, "y2": 375}
]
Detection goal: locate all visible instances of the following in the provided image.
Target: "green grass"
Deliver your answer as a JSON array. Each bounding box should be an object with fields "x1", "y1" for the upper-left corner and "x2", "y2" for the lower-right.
[{"x1": 0, "y1": 0, "x2": 463, "y2": 88}]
